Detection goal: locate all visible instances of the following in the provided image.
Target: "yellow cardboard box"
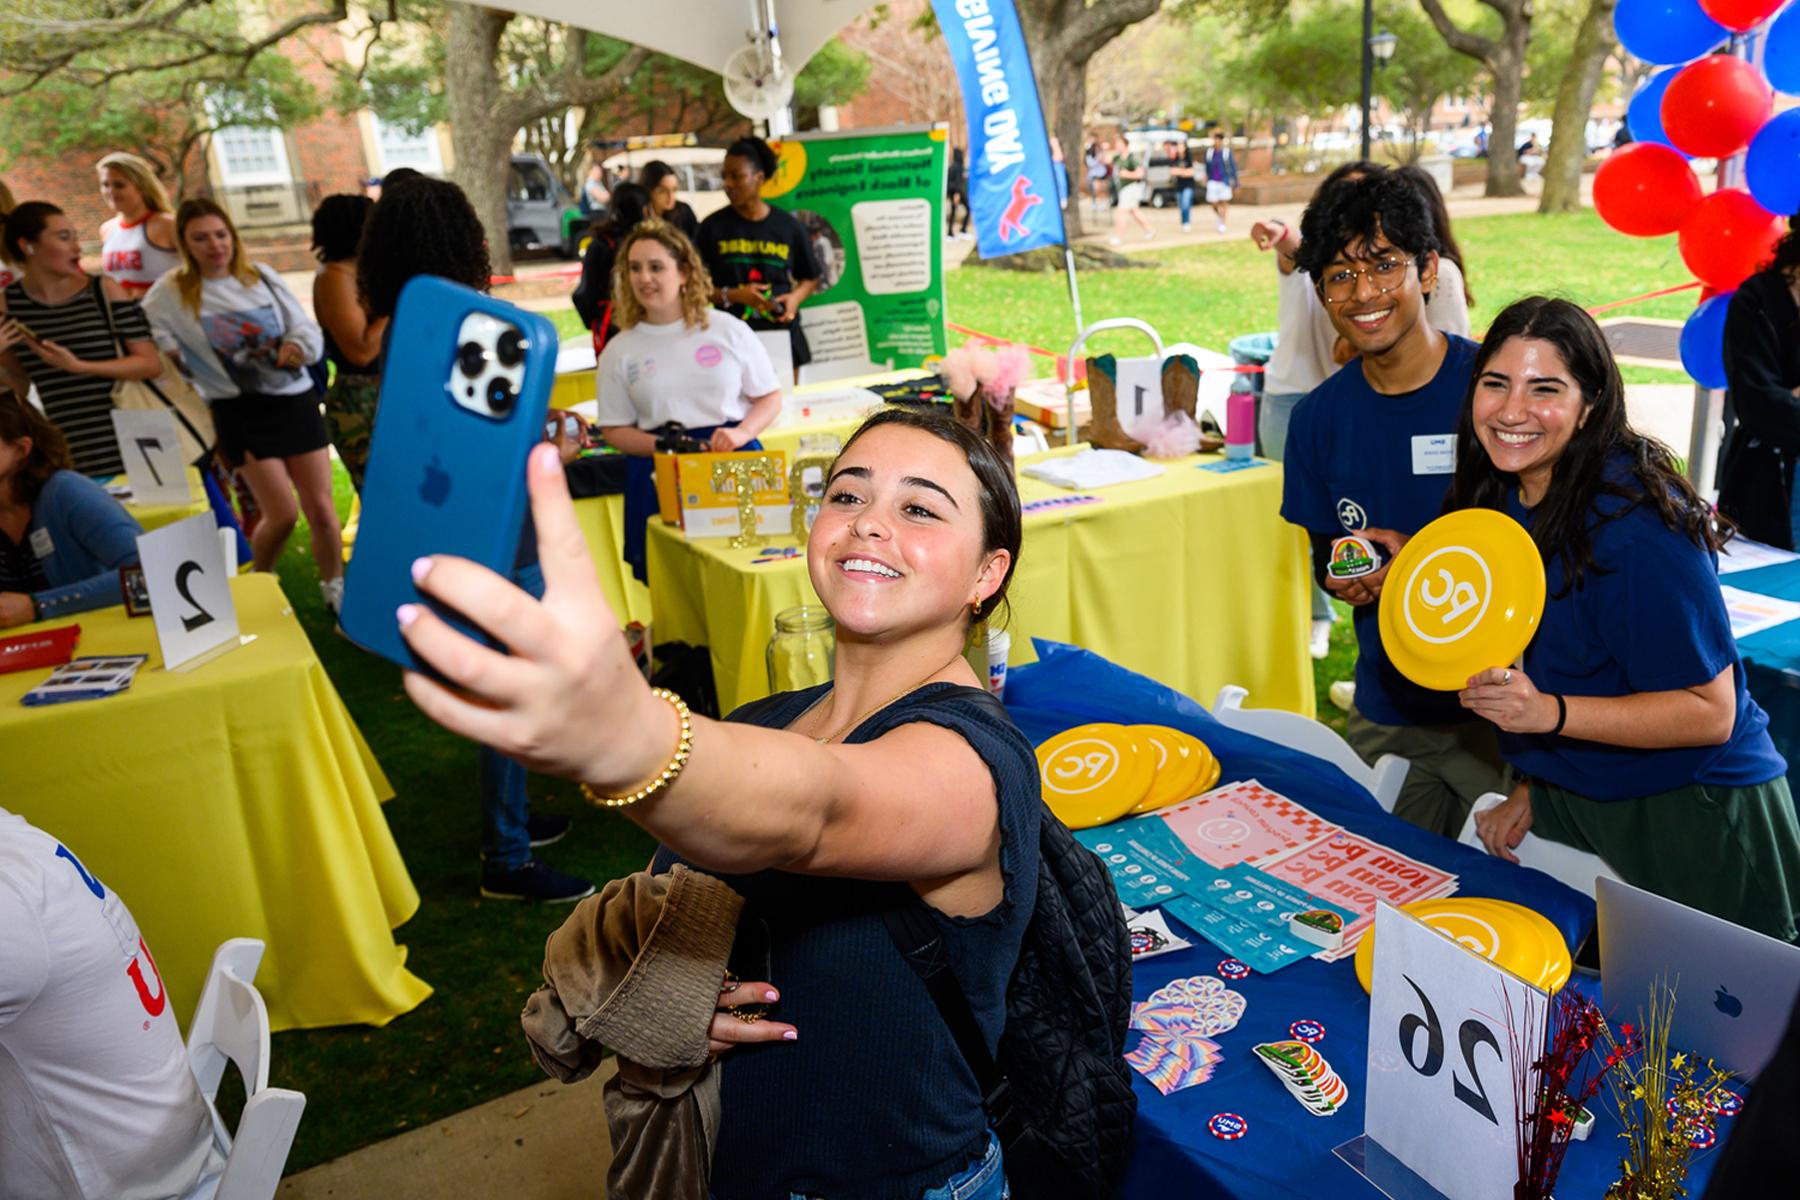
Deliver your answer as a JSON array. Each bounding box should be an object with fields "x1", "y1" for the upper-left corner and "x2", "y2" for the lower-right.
[{"x1": 653, "y1": 450, "x2": 792, "y2": 538}]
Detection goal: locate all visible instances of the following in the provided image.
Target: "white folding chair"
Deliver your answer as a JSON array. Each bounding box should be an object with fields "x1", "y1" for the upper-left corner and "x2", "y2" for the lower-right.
[
  {"x1": 1457, "y1": 791, "x2": 1619, "y2": 899},
  {"x1": 181, "y1": 938, "x2": 306, "y2": 1200},
  {"x1": 1211, "y1": 684, "x2": 1410, "y2": 812}
]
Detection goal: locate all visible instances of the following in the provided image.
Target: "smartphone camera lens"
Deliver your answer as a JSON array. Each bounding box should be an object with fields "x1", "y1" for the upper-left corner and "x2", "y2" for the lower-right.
[
  {"x1": 457, "y1": 340, "x2": 487, "y2": 377},
  {"x1": 486, "y1": 377, "x2": 516, "y2": 415},
  {"x1": 495, "y1": 329, "x2": 525, "y2": 368}
]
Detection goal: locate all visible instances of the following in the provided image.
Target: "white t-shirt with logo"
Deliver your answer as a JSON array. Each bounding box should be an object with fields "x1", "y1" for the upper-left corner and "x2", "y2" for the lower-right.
[
  {"x1": 0, "y1": 809, "x2": 223, "y2": 1200},
  {"x1": 594, "y1": 310, "x2": 780, "y2": 432}
]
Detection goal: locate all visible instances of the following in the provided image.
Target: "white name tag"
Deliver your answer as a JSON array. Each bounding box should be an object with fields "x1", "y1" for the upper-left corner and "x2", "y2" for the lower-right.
[
  {"x1": 29, "y1": 527, "x2": 54, "y2": 559},
  {"x1": 1411, "y1": 434, "x2": 1456, "y2": 475}
]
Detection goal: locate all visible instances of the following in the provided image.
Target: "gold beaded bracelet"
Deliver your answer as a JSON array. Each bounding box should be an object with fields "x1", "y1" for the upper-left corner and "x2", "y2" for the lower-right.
[{"x1": 580, "y1": 687, "x2": 694, "y2": 808}]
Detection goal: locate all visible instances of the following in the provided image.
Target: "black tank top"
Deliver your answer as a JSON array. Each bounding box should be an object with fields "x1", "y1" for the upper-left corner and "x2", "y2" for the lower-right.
[{"x1": 651, "y1": 682, "x2": 1040, "y2": 1199}]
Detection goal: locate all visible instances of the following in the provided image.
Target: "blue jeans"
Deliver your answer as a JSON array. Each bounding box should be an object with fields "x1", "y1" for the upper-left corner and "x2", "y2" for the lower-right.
[
  {"x1": 479, "y1": 561, "x2": 546, "y2": 870},
  {"x1": 788, "y1": 1131, "x2": 1007, "y2": 1200},
  {"x1": 1176, "y1": 185, "x2": 1194, "y2": 228},
  {"x1": 1260, "y1": 390, "x2": 1335, "y2": 624}
]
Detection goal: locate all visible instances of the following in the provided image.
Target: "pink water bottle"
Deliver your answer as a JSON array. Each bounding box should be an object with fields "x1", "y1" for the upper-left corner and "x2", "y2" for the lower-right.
[{"x1": 1225, "y1": 389, "x2": 1255, "y2": 460}]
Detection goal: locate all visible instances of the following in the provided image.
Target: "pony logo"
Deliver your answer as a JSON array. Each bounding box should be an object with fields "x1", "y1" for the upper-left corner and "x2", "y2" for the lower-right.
[
  {"x1": 1402, "y1": 545, "x2": 1492, "y2": 644},
  {"x1": 1041, "y1": 737, "x2": 1119, "y2": 795},
  {"x1": 997, "y1": 175, "x2": 1043, "y2": 243}
]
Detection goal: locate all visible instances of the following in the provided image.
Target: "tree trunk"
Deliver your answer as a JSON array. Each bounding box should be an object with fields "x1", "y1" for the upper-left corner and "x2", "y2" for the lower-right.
[
  {"x1": 446, "y1": 2, "x2": 518, "y2": 277},
  {"x1": 1040, "y1": 46, "x2": 1090, "y2": 240},
  {"x1": 1484, "y1": 43, "x2": 1526, "y2": 198},
  {"x1": 1539, "y1": 0, "x2": 1618, "y2": 213}
]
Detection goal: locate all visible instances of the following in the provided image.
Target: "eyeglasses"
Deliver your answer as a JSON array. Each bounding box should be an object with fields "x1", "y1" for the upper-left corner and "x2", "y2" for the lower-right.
[{"x1": 1319, "y1": 256, "x2": 1412, "y2": 304}]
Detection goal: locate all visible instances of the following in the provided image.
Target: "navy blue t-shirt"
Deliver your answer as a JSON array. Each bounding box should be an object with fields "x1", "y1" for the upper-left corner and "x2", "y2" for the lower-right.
[
  {"x1": 1499, "y1": 473, "x2": 1786, "y2": 801},
  {"x1": 1281, "y1": 335, "x2": 1480, "y2": 726}
]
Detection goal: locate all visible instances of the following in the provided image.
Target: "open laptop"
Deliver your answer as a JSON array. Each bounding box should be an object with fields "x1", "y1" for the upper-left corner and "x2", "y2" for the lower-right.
[{"x1": 1597, "y1": 875, "x2": 1800, "y2": 1080}]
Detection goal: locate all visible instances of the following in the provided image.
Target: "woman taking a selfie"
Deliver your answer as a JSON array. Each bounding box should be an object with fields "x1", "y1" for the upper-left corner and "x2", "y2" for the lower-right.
[
  {"x1": 1451, "y1": 296, "x2": 1800, "y2": 940},
  {"x1": 399, "y1": 408, "x2": 1036, "y2": 1199},
  {"x1": 594, "y1": 219, "x2": 781, "y2": 583}
]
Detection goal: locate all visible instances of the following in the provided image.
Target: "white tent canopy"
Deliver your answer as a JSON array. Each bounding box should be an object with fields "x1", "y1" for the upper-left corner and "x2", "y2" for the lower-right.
[{"x1": 490, "y1": 0, "x2": 882, "y2": 77}]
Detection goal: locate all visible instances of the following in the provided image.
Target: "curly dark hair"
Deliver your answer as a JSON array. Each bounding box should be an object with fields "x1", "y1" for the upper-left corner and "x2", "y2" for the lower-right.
[
  {"x1": 311, "y1": 193, "x2": 374, "y2": 263},
  {"x1": 1294, "y1": 170, "x2": 1439, "y2": 286},
  {"x1": 725, "y1": 135, "x2": 777, "y2": 179},
  {"x1": 1445, "y1": 296, "x2": 1727, "y2": 595},
  {"x1": 356, "y1": 176, "x2": 490, "y2": 319},
  {"x1": 1765, "y1": 210, "x2": 1800, "y2": 277}
]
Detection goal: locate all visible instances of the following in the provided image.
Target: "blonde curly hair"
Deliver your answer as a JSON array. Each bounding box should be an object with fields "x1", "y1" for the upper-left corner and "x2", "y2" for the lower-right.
[{"x1": 610, "y1": 219, "x2": 714, "y2": 331}]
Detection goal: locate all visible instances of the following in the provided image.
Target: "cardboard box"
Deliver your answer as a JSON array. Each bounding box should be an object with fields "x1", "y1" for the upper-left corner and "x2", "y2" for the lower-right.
[{"x1": 654, "y1": 450, "x2": 791, "y2": 538}]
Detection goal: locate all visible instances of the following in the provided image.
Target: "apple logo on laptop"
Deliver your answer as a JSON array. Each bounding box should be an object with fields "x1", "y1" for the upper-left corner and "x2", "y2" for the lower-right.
[
  {"x1": 1715, "y1": 986, "x2": 1743, "y2": 1019},
  {"x1": 419, "y1": 456, "x2": 451, "y2": 507}
]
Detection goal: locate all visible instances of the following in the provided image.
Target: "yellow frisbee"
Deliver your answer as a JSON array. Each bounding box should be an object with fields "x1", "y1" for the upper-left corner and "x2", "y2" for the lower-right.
[
  {"x1": 1035, "y1": 723, "x2": 1155, "y2": 829},
  {"x1": 1377, "y1": 509, "x2": 1546, "y2": 691},
  {"x1": 1354, "y1": 896, "x2": 1573, "y2": 995},
  {"x1": 1126, "y1": 725, "x2": 1214, "y2": 814}
]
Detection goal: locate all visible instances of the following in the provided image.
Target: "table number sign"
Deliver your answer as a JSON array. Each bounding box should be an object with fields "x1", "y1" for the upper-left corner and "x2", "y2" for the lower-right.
[
  {"x1": 1114, "y1": 356, "x2": 1165, "y2": 423},
  {"x1": 1345, "y1": 902, "x2": 1548, "y2": 1200},
  {"x1": 135, "y1": 512, "x2": 239, "y2": 669},
  {"x1": 110, "y1": 409, "x2": 194, "y2": 506}
]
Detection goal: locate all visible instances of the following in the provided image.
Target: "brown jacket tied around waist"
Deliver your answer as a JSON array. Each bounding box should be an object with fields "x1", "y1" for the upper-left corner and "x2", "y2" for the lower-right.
[{"x1": 520, "y1": 863, "x2": 744, "y2": 1200}]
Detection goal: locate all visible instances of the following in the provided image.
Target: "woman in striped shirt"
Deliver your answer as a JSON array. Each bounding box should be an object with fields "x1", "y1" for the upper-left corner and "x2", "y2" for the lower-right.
[{"x1": 0, "y1": 202, "x2": 162, "y2": 478}]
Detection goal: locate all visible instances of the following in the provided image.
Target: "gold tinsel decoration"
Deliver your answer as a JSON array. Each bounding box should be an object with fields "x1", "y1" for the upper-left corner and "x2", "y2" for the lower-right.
[{"x1": 1597, "y1": 977, "x2": 1734, "y2": 1200}]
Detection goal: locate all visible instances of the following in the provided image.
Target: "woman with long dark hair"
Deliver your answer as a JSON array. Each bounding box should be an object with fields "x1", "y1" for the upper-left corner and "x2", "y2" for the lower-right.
[
  {"x1": 1717, "y1": 210, "x2": 1800, "y2": 548},
  {"x1": 311, "y1": 193, "x2": 384, "y2": 492},
  {"x1": 398, "y1": 407, "x2": 1035, "y2": 1199},
  {"x1": 1451, "y1": 296, "x2": 1799, "y2": 940},
  {"x1": 639, "y1": 160, "x2": 700, "y2": 241}
]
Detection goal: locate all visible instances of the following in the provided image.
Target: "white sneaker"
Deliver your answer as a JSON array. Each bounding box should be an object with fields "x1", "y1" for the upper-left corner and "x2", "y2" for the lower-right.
[
  {"x1": 1216, "y1": 220, "x2": 1228, "y2": 233},
  {"x1": 1310, "y1": 619, "x2": 1333, "y2": 660},
  {"x1": 1109, "y1": 236, "x2": 1122, "y2": 246},
  {"x1": 1142, "y1": 229, "x2": 1155, "y2": 241},
  {"x1": 1328, "y1": 680, "x2": 1356, "y2": 712},
  {"x1": 321, "y1": 576, "x2": 345, "y2": 616}
]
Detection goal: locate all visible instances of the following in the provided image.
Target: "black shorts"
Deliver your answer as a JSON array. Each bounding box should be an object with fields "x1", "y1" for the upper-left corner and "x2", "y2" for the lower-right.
[{"x1": 212, "y1": 390, "x2": 329, "y2": 463}]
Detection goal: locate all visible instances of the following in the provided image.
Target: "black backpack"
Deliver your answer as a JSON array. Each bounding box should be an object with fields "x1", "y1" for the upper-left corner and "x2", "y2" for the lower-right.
[{"x1": 883, "y1": 690, "x2": 1135, "y2": 1200}]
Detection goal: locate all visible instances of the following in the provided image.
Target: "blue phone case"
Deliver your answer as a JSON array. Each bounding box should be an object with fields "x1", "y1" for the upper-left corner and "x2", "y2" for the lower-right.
[{"x1": 339, "y1": 276, "x2": 557, "y2": 670}]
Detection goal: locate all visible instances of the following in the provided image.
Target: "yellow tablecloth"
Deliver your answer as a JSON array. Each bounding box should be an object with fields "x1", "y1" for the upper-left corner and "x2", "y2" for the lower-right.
[
  {"x1": 0, "y1": 574, "x2": 431, "y2": 1031},
  {"x1": 118, "y1": 468, "x2": 210, "y2": 532},
  {"x1": 646, "y1": 450, "x2": 1314, "y2": 716}
]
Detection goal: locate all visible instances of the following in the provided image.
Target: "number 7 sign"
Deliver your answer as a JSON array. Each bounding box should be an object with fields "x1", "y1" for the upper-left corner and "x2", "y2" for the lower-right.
[
  {"x1": 1361, "y1": 903, "x2": 1547, "y2": 1200},
  {"x1": 110, "y1": 409, "x2": 193, "y2": 505},
  {"x1": 136, "y1": 512, "x2": 239, "y2": 669}
]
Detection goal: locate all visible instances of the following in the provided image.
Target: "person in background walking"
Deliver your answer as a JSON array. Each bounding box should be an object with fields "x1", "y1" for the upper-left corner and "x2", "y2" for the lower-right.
[
  {"x1": 310, "y1": 193, "x2": 384, "y2": 494},
  {"x1": 1085, "y1": 139, "x2": 1111, "y2": 219},
  {"x1": 1204, "y1": 130, "x2": 1239, "y2": 234},
  {"x1": 1167, "y1": 138, "x2": 1198, "y2": 234},
  {"x1": 95, "y1": 153, "x2": 180, "y2": 298},
  {"x1": 1109, "y1": 134, "x2": 1153, "y2": 245},
  {"x1": 946, "y1": 146, "x2": 972, "y2": 240}
]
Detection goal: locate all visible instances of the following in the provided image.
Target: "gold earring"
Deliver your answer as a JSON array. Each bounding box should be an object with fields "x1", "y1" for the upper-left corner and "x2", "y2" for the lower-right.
[{"x1": 972, "y1": 598, "x2": 983, "y2": 617}]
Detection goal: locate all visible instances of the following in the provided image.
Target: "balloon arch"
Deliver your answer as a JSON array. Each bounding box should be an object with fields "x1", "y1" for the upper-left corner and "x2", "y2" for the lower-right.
[{"x1": 1597, "y1": 0, "x2": 1798, "y2": 390}]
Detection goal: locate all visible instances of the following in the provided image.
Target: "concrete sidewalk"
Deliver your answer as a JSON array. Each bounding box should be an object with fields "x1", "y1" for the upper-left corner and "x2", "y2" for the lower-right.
[{"x1": 277, "y1": 1064, "x2": 616, "y2": 1200}]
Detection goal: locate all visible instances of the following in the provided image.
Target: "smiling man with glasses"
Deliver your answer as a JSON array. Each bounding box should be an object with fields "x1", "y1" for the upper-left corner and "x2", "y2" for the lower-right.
[{"x1": 1277, "y1": 170, "x2": 1507, "y2": 838}]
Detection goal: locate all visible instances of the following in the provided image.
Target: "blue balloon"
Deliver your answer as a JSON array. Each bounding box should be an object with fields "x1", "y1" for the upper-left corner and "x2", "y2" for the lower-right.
[
  {"x1": 1747, "y1": 108, "x2": 1800, "y2": 218},
  {"x1": 1614, "y1": 0, "x2": 1727, "y2": 66},
  {"x1": 1626, "y1": 66, "x2": 1692, "y2": 156},
  {"x1": 1769, "y1": 2, "x2": 1800, "y2": 96},
  {"x1": 1680, "y1": 294, "x2": 1733, "y2": 391}
]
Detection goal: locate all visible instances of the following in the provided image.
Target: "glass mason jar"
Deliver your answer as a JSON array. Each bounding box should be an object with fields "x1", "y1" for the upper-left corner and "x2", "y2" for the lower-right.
[{"x1": 767, "y1": 606, "x2": 835, "y2": 693}]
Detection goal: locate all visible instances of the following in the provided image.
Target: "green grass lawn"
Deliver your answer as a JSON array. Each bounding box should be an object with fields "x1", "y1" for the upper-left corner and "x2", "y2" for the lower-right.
[{"x1": 271, "y1": 207, "x2": 1694, "y2": 1173}]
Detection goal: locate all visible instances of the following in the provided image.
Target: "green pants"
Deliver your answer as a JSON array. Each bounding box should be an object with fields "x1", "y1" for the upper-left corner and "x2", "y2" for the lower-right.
[
  {"x1": 324, "y1": 373, "x2": 380, "y2": 493},
  {"x1": 1531, "y1": 776, "x2": 1800, "y2": 942},
  {"x1": 1346, "y1": 707, "x2": 1509, "y2": 839}
]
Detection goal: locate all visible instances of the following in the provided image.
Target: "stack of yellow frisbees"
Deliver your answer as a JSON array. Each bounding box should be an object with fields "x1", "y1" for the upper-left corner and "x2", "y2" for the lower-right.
[
  {"x1": 1034, "y1": 723, "x2": 1222, "y2": 830},
  {"x1": 1352, "y1": 896, "x2": 1573, "y2": 995}
]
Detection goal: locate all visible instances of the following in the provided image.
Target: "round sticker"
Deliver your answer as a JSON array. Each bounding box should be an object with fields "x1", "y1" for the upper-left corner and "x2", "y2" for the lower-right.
[
  {"x1": 1290, "y1": 1019, "x2": 1327, "y2": 1044},
  {"x1": 1354, "y1": 897, "x2": 1573, "y2": 996},
  {"x1": 1208, "y1": 1112, "x2": 1248, "y2": 1140},
  {"x1": 694, "y1": 343, "x2": 723, "y2": 368},
  {"x1": 762, "y1": 140, "x2": 807, "y2": 199},
  {"x1": 1377, "y1": 509, "x2": 1545, "y2": 691},
  {"x1": 1126, "y1": 725, "x2": 1213, "y2": 814},
  {"x1": 1034, "y1": 724, "x2": 1154, "y2": 829},
  {"x1": 1217, "y1": 958, "x2": 1251, "y2": 980}
]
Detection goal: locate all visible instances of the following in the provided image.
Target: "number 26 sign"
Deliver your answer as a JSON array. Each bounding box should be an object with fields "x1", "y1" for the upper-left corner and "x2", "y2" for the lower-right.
[
  {"x1": 136, "y1": 512, "x2": 238, "y2": 669},
  {"x1": 1363, "y1": 903, "x2": 1547, "y2": 1200}
]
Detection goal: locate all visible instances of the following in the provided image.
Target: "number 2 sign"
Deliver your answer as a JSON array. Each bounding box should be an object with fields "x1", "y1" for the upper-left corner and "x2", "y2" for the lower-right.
[
  {"x1": 1363, "y1": 903, "x2": 1547, "y2": 1200},
  {"x1": 135, "y1": 512, "x2": 239, "y2": 669}
]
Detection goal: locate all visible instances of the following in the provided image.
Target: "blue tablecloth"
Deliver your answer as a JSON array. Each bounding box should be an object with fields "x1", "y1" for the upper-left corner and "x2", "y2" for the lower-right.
[
  {"x1": 1005, "y1": 641, "x2": 1723, "y2": 1200},
  {"x1": 1726, "y1": 556, "x2": 1800, "y2": 793}
]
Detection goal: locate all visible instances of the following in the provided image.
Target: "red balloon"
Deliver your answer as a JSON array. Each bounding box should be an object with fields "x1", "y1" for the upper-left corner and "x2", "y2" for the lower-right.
[
  {"x1": 1662, "y1": 55, "x2": 1772, "y2": 160},
  {"x1": 1593, "y1": 144, "x2": 1704, "y2": 237},
  {"x1": 1697, "y1": 0, "x2": 1785, "y2": 31},
  {"x1": 1679, "y1": 189, "x2": 1785, "y2": 291}
]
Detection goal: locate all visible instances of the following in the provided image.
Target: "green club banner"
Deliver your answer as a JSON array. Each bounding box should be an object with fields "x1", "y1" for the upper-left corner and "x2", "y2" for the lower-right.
[{"x1": 764, "y1": 126, "x2": 948, "y2": 372}]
